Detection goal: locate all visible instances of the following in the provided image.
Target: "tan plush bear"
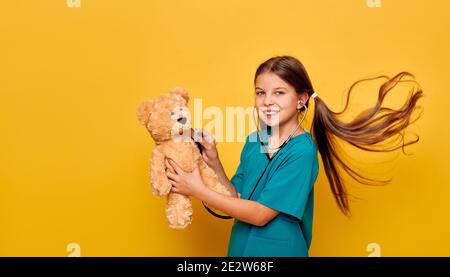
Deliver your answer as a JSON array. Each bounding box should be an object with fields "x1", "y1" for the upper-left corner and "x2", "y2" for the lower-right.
[{"x1": 136, "y1": 87, "x2": 232, "y2": 229}]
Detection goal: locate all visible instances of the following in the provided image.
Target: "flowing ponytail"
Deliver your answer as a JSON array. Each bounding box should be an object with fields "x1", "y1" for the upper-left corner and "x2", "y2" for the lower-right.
[
  {"x1": 255, "y1": 56, "x2": 424, "y2": 216},
  {"x1": 311, "y1": 72, "x2": 423, "y2": 215}
]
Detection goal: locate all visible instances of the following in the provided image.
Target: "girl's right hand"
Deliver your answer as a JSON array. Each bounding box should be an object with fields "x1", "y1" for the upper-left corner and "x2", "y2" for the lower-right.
[{"x1": 198, "y1": 130, "x2": 220, "y2": 169}]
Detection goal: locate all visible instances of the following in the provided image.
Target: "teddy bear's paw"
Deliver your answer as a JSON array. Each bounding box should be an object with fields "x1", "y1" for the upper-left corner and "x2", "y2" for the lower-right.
[
  {"x1": 150, "y1": 180, "x2": 171, "y2": 197},
  {"x1": 213, "y1": 182, "x2": 233, "y2": 197},
  {"x1": 166, "y1": 207, "x2": 193, "y2": 229},
  {"x1": 199, "y1": 164, "x2": 232, "y2": 197},
  {"x1": 150, "y1": 163, "x2": 172, "y2": 197},
  {"x1": 166, "y1": 193, "x2": 193, "y2": 229}
]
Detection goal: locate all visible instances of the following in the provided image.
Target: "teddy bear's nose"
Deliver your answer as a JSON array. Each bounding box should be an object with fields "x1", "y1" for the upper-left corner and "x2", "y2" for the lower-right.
[{"x1": 177, "y1": 117, "x2": 187, "y2": 124}]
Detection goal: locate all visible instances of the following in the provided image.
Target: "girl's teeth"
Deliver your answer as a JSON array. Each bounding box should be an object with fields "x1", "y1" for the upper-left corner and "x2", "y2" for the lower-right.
[{"x1": 265, "y1": 111, "x2": 278, "y2": 115}]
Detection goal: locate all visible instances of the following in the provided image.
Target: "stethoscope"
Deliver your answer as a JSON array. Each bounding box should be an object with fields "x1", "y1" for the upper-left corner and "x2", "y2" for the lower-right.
[{"x1": 245, "y1": 103, "x2": 309, "y2": 200}]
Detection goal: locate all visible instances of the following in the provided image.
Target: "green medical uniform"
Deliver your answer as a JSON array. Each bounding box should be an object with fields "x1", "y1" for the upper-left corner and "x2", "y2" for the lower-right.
[{"x1": 227, "y1": 129, "x2": 319, "y2": 257}]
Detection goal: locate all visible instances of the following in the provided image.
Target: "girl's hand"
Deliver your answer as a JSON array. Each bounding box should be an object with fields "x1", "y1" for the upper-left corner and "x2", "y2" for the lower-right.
[
  {"x1": 165, "y1": 159, "x2": 208, "y2": 198},
  {"x1": 197, "y1": 130, "x2": 220, "y2": 169}
]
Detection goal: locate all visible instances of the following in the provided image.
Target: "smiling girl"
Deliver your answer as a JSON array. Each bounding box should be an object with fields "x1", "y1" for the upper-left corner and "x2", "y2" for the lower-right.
[{"x1": 165, "y1": 56, "x2": 423, "y2": 257}]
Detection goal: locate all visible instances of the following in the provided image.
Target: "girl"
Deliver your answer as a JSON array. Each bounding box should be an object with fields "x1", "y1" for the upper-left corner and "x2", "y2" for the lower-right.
[{"x1": 165, "y1": 56, "x2": 423, "y2": 257}]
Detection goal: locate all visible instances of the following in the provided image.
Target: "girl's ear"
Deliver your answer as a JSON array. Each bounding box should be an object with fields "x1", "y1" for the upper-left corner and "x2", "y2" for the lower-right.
[
  {"x1": 136, "y1": 99, "x2": 154, "y2": 126},
  {"x1": 298, "y1": 91, "x2": 309, "y2": 105}
]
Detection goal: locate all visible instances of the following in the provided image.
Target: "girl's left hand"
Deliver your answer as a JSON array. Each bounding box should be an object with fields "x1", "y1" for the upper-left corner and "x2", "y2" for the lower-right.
[{"x1": 165, "y1": 159, "x2": 207, "y2": 198}]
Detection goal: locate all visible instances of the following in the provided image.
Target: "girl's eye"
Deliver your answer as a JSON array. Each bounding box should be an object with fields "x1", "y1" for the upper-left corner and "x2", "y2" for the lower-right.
[
  {"x1": 256, "y1": 91, "x2": 264, "y2": 96},
  {"x1": 275, "y1": 91, "x2": 284, "y2": 95}
]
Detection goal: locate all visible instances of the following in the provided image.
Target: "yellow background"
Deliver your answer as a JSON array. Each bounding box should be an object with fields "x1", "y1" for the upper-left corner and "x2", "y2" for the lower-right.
[{"x1": 1, "y1": 0, "x2": 449, "y2": 256}]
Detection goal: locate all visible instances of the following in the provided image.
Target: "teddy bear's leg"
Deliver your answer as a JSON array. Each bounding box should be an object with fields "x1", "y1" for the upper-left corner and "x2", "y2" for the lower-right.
[
  {"x1": 166, "y1": 192, "x2": 193, "y2": 229},
  {"x1": 198, "y1": 159, "x2": 232, "y2": 197},
  {"x1": 150, "y1": 146, "x2": 172, "y2": 196}
]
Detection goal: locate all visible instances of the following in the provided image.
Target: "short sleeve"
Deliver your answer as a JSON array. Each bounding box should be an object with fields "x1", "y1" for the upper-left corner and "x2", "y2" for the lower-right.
[
  {"x1": 230, "y1": 136, "x2": 250, "y2": 194},
  {"x1": 257, "y1": 147, "x2": 318, "y2": 221}
]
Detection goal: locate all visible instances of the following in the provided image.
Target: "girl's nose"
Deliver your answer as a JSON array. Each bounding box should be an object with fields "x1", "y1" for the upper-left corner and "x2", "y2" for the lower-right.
[{"x1": 263, "y1": 95, "x2": 273, "y2": 106}]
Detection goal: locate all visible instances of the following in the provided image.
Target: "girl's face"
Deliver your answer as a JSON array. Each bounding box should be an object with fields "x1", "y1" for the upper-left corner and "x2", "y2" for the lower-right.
[{"x1": 255, "y1": 72, "x2": 301, "y2": 127}]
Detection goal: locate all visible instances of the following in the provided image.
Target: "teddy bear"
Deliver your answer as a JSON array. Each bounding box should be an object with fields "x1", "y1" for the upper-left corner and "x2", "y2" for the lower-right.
[{"x1": 136, "y1": 87, "x2": 232, "y2": 229}]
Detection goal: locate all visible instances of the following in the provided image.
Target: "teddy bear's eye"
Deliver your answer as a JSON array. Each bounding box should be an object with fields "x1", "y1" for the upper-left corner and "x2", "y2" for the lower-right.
[{"x1": 170, "y1": 111, "x2": 175, "y2": 116}]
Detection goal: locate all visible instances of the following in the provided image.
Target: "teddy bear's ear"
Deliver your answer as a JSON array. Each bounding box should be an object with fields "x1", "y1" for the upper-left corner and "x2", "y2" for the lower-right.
[
  {"x1": 136, "y1": 99, "x2": 154, "y2": 126},
  {"x1": 169, "y1": 87, "x2": 189, "y2": 103}
]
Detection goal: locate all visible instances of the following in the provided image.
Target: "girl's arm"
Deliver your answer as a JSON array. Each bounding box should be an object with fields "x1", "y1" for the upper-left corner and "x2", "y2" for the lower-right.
[
  {"x1": 166, "y1": 159, "x2": 279, "y2": 227},
  {"x1": 196, "y1": 185, "x2": 278, "y2": 226}
]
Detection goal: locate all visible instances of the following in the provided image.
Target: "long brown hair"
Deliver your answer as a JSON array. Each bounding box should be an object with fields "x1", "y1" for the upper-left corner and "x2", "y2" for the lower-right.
[{"x1": 254, "y1": 56, "x2": 424, "y2": 216}]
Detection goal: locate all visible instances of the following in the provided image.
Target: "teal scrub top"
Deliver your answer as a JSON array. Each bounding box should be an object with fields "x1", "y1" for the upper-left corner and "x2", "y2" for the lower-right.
[{"x1": 227, "y1": 129, "x2": 319, "y2": 257}]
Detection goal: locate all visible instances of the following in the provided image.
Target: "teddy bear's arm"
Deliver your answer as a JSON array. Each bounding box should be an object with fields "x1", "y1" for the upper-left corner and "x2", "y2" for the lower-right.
[{"x1": 150, "y1": 145, "x2": 172, "y2": 197}]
